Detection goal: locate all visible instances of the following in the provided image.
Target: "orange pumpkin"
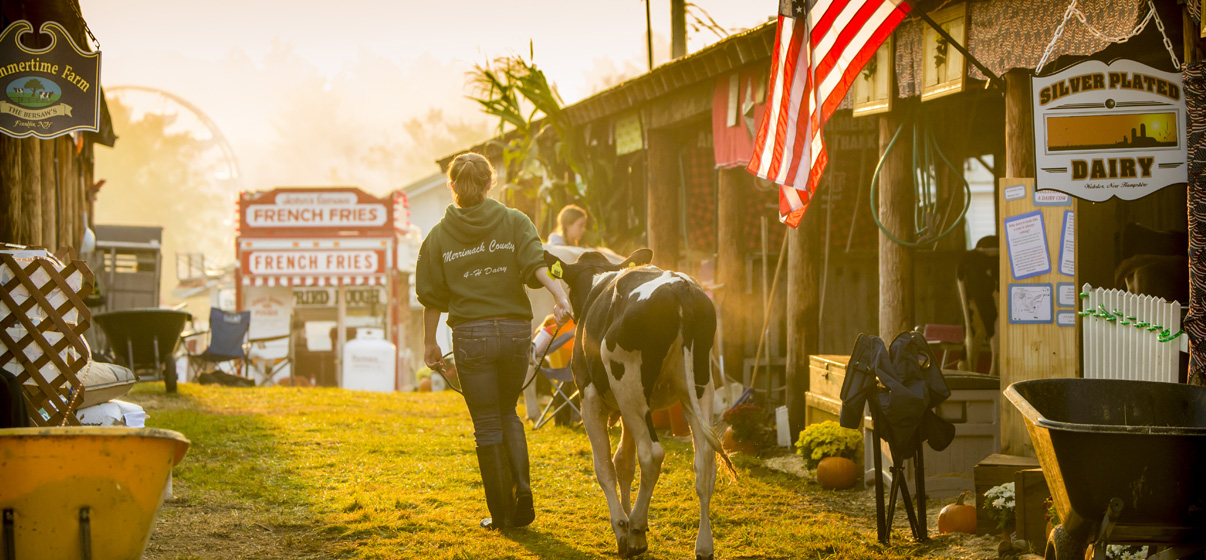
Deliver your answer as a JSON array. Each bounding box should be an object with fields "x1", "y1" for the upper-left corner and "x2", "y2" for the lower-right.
[
  {"x1": 815, "y1": 457, "x2": 858, "y2": 490},
  {"x1": 938, "y1": 491, "x2": 978, "y2": 535},
  {"x1": 722, "y1": 426, "x2": 759, "y2": 455},
  {"x1": 417, "y1": 377, "x2": 432, "y2": 392}
]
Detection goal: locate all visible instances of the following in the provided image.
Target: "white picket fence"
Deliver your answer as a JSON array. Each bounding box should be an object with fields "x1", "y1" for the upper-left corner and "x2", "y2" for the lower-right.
[{"x1": 1081, "y1": 284, "x2": 1183, "y2": 383}]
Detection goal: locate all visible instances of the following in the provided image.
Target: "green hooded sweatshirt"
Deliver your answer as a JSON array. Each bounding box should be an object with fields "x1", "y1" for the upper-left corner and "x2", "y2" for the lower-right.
[{"x1": 415, "y1": 198, "x2": 545, "y2": 326}]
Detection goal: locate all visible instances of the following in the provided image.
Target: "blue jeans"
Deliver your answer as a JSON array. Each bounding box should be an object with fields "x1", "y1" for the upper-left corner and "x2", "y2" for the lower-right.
[{"x1": 452, "y1": 318, "x2": 531, "y2": 446}]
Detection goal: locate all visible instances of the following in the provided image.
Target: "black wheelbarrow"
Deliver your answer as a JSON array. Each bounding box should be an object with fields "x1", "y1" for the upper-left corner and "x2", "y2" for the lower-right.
[
  {"x1": 93, "y1": 309, "x2": 192, "y2": 394},
  {"x1": 1005, "y1": 379, "x2": 1206, "y2": 560}
]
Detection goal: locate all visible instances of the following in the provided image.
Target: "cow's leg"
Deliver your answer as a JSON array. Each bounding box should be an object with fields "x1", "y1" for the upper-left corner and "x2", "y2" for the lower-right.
[
  {"x1": 580, "y1": 387, "x2": 632, "y2": 556},
  {"x1": 682, "y1": 389, "x2": 718, "y2": 560},
  {"x1": 613, "y1": 418, "x2": 637, "y2": 514},
  {"x1": 618, "y1": 403, "x2": 662, "y2": 558}
]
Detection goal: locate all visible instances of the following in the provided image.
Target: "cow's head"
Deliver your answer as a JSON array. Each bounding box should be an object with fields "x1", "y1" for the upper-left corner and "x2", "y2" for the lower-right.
[{"x1": 544, "y1": 248, "x2": 653, "y2": 315}]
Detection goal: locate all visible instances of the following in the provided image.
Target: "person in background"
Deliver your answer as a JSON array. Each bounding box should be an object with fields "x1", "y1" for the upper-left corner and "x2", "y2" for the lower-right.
[
  {"x1": 546, "y1": 204, "x2": 588, "y2": 247},
  {"x1": 416, "y1": 152, "x2": 571, "y2": 531}
]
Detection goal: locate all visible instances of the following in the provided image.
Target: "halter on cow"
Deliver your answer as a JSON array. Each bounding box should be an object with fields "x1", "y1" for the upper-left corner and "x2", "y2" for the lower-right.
[{"x1": 544, "y1": 248, "x2": 735, "y2": 560}]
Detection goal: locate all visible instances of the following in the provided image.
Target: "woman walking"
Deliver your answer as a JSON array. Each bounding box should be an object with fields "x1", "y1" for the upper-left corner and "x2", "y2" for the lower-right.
[{"x1": 416, "y1": 152, "x2": 571, "y2": 530}]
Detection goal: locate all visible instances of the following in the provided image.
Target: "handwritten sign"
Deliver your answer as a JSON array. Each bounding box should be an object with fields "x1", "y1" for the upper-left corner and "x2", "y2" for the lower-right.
[{"x1": 1004, "y1": 211, "x2": 1051, "y2": 280}]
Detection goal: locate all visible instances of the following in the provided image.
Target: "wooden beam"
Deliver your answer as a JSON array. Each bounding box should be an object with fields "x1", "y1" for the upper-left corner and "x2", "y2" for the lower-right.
[
  {"x1": 716, "y1": 168, "x2": 748, "y2": 386},
  {"x1": 40, "y1": 139, "x2": 56, "y2": 250},
  {"x1": 645, "y1": 128, "x2": 680, "y2": 268},
  {"x1": 1005, "y1": 69, "x2": 1035, "y2": 178},
  {"x1": 647, "y1": 82, "x2": 713, "y2": 130},
  {"x1": 786, "y1": 200, "x2": 821, "y2": 442},
  {"x1": 21, "y1": 138, "x2": 42, "y2": 247},
  {"x1": 0, "y1": 136, "x2": 23, "y2": 244},
  {"x1": 56, "y1": 137, "x2": 72, "y2": 247},
  {"x1": 877, "y1": 109, "x2": 915, "y2": 340}
]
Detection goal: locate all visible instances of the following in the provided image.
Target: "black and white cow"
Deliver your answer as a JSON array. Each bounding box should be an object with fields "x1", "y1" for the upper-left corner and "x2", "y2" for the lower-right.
[{"x1": 544, "y1": 248, "x2": 734, "y2": 560}]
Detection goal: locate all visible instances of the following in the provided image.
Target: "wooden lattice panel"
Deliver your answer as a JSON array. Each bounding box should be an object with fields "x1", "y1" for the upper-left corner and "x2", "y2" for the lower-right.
[{"x1": 0, "y1": 250, "x2": 95, "y2": 426}]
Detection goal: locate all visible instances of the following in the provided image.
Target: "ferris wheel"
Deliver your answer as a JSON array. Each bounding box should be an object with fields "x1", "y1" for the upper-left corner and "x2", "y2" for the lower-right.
[{"x1": 104, "y1": 85, "x2": 243, "y2": 268}]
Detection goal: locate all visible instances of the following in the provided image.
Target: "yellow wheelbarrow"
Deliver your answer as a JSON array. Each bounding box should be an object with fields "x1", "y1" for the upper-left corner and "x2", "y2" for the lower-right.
[{"x1": 0, "y1": 427, "x2": 190, "y2": 560}]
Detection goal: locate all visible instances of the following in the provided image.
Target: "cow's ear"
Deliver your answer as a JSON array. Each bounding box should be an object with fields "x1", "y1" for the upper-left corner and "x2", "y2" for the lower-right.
[
  {"x1": 543, "y1": 250, "x2": 567, "y2": 279},
  {"x1": 621, "y1": 248, "x2": 653, "y2": 268}
]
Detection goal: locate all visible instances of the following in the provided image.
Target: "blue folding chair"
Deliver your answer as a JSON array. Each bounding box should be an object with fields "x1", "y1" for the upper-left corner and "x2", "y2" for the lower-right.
[
  {"x1": 532, "y1": 328, "x2": 581, "y2": 429},
  {"x1": 186, "y1": 309, "x2": 252, "y2": 380}
]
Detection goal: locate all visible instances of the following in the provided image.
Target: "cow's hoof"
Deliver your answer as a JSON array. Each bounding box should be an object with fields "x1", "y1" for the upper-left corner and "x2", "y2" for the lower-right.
[{"x1": 625, "y1": 526, "x2": 648, "y2": 558}]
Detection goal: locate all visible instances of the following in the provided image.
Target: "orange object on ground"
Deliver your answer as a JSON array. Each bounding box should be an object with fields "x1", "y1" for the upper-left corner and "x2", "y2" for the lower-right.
[{"x1": 668, "y1": 402, "x2": 690, "y2": 436}]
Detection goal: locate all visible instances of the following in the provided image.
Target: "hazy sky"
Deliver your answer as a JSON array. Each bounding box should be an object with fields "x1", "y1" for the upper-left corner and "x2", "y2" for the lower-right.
[
  {"x1": 84, "y1": 1, "x2": 772, "y2": 274},
  {"x1": 84, "y1": 1, "x2": 767, "y2": 100},
  {"x1": 82, "y1": 1, "x2": 770, "y2": 151}
]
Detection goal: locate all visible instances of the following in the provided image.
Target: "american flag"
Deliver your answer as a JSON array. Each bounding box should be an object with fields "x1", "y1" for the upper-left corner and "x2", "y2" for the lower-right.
[{"x1": 747, "y1": 0, "x2": 909, "y2": 228}]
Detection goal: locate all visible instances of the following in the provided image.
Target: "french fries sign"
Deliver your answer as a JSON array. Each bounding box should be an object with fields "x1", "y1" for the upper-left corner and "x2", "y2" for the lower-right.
[{"x1": 1033, "y1": 59, "x2": 1186, "y2": 201}]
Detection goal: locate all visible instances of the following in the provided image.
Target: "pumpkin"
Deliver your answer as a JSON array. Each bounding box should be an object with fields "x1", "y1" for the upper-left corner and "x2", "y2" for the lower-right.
[
  {"x1": 417, "y1": 377, "x2": 432, "y2": 392},
  {"x1": 815, "y1": 456, "x2": 858, "y2": 490},
  {"x1": 938, "y1": 491, "x2": 978, "y2": 535},
  {"x1": 722, "y1": 426, "x2": 759, "y2": 455}
]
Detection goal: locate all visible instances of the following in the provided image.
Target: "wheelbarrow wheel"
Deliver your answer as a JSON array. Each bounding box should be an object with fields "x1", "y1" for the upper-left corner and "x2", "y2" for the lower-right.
[{"x1": 1044, "y1": 525, "x2": 1087, "y2": 560}]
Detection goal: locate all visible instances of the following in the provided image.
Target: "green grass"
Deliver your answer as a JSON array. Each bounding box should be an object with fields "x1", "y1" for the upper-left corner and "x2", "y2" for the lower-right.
[{"x1": 127, "y1": 383, "x2": 938, "y2": 560}]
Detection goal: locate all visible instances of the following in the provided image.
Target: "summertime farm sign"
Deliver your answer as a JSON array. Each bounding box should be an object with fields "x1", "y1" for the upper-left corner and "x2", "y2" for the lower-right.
[
  {"x1": 0, "y1": 20, "x2": 100, "y2": 139},
  {"x1": 1033, "y1": 59, "x2": 1187, "y2": 201}
]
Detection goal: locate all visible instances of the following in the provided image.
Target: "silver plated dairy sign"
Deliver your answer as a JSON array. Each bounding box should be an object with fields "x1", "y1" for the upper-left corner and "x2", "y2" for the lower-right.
[
  {"x1": 0, "y1": 20, "x2": 101, "y2": 139},
  {"x1": 1032, "y1": 59, "x2": 1186, "y2": 201}
]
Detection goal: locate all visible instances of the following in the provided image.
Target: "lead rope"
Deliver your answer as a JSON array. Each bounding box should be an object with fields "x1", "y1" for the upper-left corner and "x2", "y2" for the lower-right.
[
  {"x1": 1036, "y1": 0, "x2": 1179, "y2": 76},
  {"x1": 430, "y1": 322, "x2": 565, "y2": 396}
]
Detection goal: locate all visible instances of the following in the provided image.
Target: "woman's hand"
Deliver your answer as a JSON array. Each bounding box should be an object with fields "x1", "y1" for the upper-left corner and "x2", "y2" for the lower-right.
[
  {"x1": 424, "y1": 343, "x2": 446, "y2": 371},
  {"x1": 553, "y1": 297, "x2": 572, "y2": 325}
]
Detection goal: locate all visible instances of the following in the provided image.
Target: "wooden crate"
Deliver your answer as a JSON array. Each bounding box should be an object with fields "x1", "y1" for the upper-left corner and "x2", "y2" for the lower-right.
[
  {"x1": 1014, "y1": 468, "x2": 1051, "y2": 552},
  {"x1": 804, "y1": 391, "x2": 842, "y2": 427},
  {"x1": 808, "y1": 355, "x2": 848, "y2": 402},
  {"x1": 974, "y1": 453, "x2": 1040, "y2": 535}
]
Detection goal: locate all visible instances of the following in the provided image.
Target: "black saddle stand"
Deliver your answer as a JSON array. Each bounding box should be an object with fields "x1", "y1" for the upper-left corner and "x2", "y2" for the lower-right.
[{"x1": 868, "y1": 391, "x2": 928, "y2": 545}]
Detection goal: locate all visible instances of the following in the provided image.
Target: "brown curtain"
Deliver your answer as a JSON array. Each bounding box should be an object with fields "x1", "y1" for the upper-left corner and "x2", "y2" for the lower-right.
[{"x1": 1184, "y1": 60, "x2": 1206, "y2": 386}]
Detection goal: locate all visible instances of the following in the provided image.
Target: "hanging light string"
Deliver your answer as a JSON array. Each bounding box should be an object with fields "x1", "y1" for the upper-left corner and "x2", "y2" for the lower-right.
[{"x1": 1036, "y1": 0, "x2": 1178, "y2": 75}]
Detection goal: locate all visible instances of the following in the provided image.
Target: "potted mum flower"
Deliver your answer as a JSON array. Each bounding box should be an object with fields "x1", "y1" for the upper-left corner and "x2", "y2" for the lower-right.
[
  {"x1": 795, "y1": 421, "x2": 862, "y2": 490},
  {"x1": 722, "y1": 404, "x2": 769, "y2": 455},
  {"x1": 984, "y1": 482, "x2": 1016, "y2": 539}
]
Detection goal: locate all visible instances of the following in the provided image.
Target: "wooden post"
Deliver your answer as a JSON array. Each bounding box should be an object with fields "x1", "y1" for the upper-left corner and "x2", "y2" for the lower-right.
[
  {"x1": 74, "y1": 144, "x2": 85, "y2": 246},
  {"x1": 878, "y1": 109, "x2": 915, "y2": 340},
  {"x1": 57, "y1": 137, "x2": 72, "y2": 247},
  {"x1": 716, "y1": 168, "x2": 747, "y2": 385},
  {"x1": 336, "y1": 283, "x2": 347, "y2": 388},
  {"x1": 670, "y1": 0, "x2": 687, "y2": 59},
  {"x1": 1005, "y1": 69, "x2": 1035, "y2": 178},
  {"x1": 40, "y1": 139, "x2": 56, "y2": 249},
  {"x1": 0, "y1": 136, "x2": 23, "y2": 244},
  {"x1": 645, "y1": 128, "x2": 680, "y2": 268},
  {"x1": 396, "y1": 273, "x2": 414, "y2": 391},
  {"x1": 786, "y1": 205, "x2": 821, "y2": 441},
  {"x1": 999, "y1": 69, "x2": 1078, "y2": 457},
  {"x1": 21, "y1": 138, "x2": 42, "y2": 247}
]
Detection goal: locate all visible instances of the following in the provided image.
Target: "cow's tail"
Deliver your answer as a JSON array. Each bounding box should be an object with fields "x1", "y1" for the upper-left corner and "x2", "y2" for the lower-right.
[{"x1": 677, "y1": 285, "x2": 737, "y2": 482}]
